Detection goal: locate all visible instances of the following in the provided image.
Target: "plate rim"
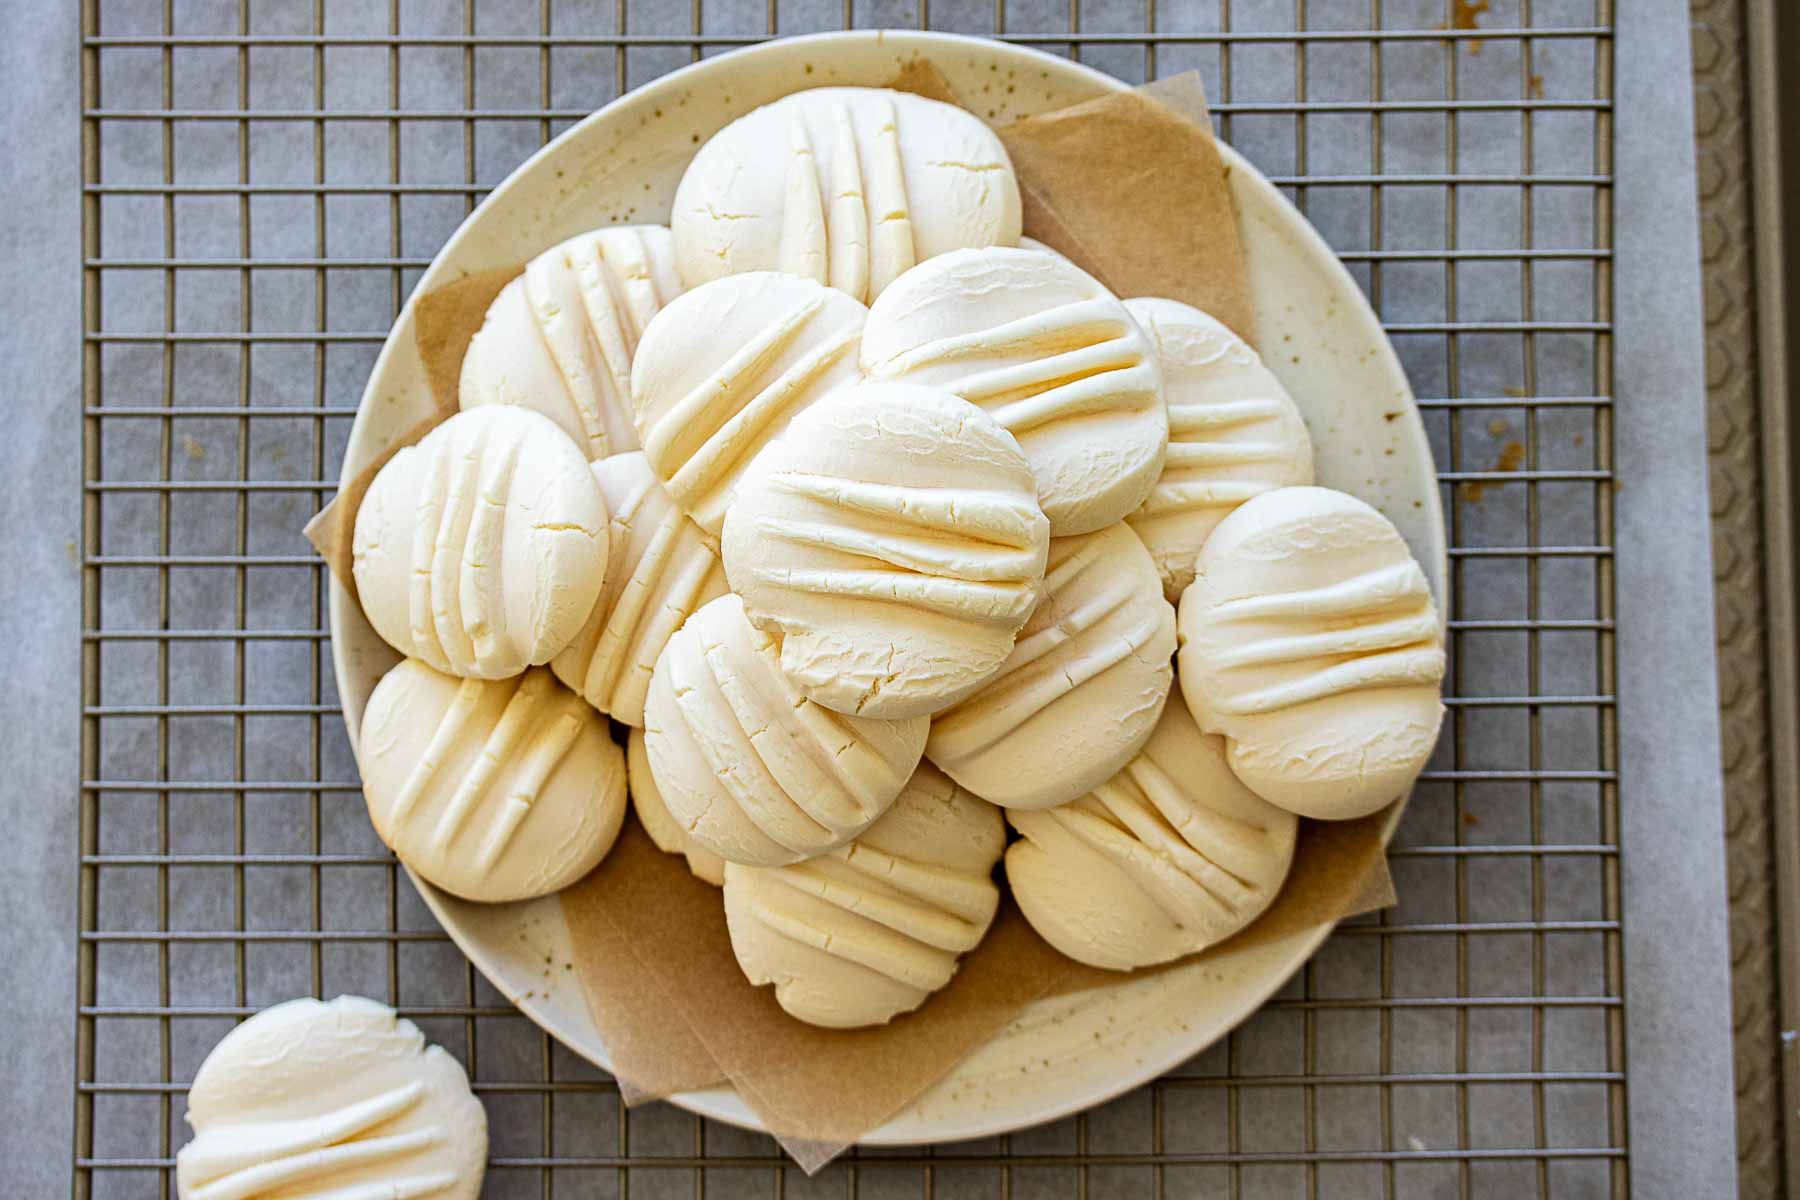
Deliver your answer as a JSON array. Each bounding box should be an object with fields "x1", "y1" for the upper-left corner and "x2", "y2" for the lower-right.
[{"x1": 327, "y1": 27, "x2": 1446, "y2": 1147}]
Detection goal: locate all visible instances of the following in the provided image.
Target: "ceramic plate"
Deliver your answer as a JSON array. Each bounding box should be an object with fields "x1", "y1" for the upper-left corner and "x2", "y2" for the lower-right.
[{"x1": 328, "y1": 30, "x2": 1445, "y2": 1145}]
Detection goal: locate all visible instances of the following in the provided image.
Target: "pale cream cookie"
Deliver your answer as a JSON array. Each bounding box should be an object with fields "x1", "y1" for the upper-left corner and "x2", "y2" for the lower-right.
[
  {"x1": 1007, "y1": 701, "x2": 1298, "y2": 971},
  {"x1": 1123, "y1": 297, "x2": 1314, "y2": 602},
  {"x1": 672, "y1": 87, "x2": 1020, "y2": 303},
  {"x1": 1177, "y1": 486, "x2": 1445, "y2": 821},
  {"x1": 862, "y1": 246, "x2": 1168, "y2": 536},
  {"x1": 722, "y1": 382, "x2": 1051, "y2": 720},
  {"x1": 630, "y1": 271, "x2": 867, "y2": 536},
  {"x1": 642, "y1": 593, "x2": 929, "y2": 867},
  {"x1": 460, "y1": 225, "x2": 682, "y2": 457},
  {"x1": 723, "y1": 762, "x2": 1004, "y2": 1027},
  {"x1": 360, "y1": 659, "x2": 626, "y2": 902},
  {"x1": 551, "y1": 451, "x2": 728, "y2": 727},
  {"x1": 177, "y1": 995, "x2": 486, "y2": 1200},
  {"x1": 927, "y1": 522, "x2": 1175, "y2": 811},
  {"x1": 352, "y1": 406, "x2": 608, "y2": 680}
]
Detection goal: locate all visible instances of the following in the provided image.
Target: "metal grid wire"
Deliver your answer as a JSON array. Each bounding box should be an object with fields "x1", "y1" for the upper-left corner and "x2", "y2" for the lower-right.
[{"x1": 74, "y1": 0, "x2": 1620, "y2": 1196}]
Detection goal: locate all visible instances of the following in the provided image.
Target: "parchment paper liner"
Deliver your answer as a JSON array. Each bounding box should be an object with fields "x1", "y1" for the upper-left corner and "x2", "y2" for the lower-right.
[{"x1": 305, "y1": 62, "x2": 1398, "y2": 1172}]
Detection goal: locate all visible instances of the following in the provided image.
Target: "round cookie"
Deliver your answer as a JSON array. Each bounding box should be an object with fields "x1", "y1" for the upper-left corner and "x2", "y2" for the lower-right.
[
  {"x1": 177, "y1": 995, "x2": 486, "y2": 1200},
  {"x1": 1006, "y1": 701, "x2": 1298, "y2": 971},
  {"x1": 360, "y1": 659, "x2": 627, "y2": 902},
  {"x1": 723, "y1": 762, "x2": 1004, "y2": 1027},
  {"x1": 1177, "y1": 486, "x2": 1446, "y2": 821},
  {"x1": 627, "y1": 725, "x2": 725, "y2": 887},
  {"x1": 551, "y1": 452, "x2": 728, "y2": 727},
  {"x1": 722, "y1": 382, "x2": 1051, "y2": 720},
  {"x1": 1124, "y1": 297, "x2": 1314, "y2": 602},
  {"x1": 460, "y1": 225, "x2": 682, "y2": 458},
  {"x1": 352, "y1": 406, "x2": 608, "y2": 680},
  {"x1": 642, "y1": 593, "x2": 929, "y2": 867},
  {"x1": 671, "y1": 87, "x2": 1021, "y2": 303},
  {"x1": 926, "y1": 522, "x2": 1175, "y2": 811},
  {"x1": 861, "y1": 246, "x2": 1168, "y2": 536},
  {"x1": 631, "y1": 271, "x2": 867, "y2": 536}
]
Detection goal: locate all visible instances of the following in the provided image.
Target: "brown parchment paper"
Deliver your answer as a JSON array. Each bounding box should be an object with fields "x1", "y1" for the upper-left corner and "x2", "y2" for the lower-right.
[
  {"x1": 563, "y1": 825, "x2": 1074, "y2": 1157},
  {"x1": 889, "y1": 62, "x2": 1257, "y2": 345},
  {"x1": 559, "y1": 832, "x2": 725, "y2": 1101},
  {"x1": 305, "y1": 61, "x2": 1399, "y2": 1171},
  {"x1": 415, "y1": 266, "x2": 523, "y2": 410},
  {"x1": 998, "y1": 74, "x2": 1259, "y2": 346},
  {"x1": 557, "y1": 808, "x2": 1396, "y2": 1168}
]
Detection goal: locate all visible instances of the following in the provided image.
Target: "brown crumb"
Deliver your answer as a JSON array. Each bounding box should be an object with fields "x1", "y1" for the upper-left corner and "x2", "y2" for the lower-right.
[
  {"x1": 1384, "y1": 411, "x2": 1404, "y2": 423},
  {"x1": 1528, "y1": 74, "x2": 1545, "y2": 98},
  {"x1": 1462, "y1": 811, "x2": 1481, "y2": 827},
  {"x1": 1443, "y1": 0, "x2": 1491, "y2": 54},
  {"x1": 1455, "y1": 439, "x2": 1526, "y2": 504}
]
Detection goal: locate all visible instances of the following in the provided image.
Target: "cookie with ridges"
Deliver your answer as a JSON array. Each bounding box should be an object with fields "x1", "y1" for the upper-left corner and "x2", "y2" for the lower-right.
[
  {"x1": 551, "y1": 451, "x2": 728, "y2": 726},
  {"x1": 861, "y1": 246, "x2": 1168, "y2": 536},
  {"x1": 631, "y1": 271, "x2": 867, "y2": 536},
  {"x1": 177, "y1": 995, "x2": 486, "y2": 1200},
  {"x1": 672, "y1": 87, "x2": 1021, "y2": 303},
  {"x1": 351, "y1": 406, "x2": 608, "y2": 680},
  {"x1": 1177, "y1": 486, "x2": 1445, "y2": 821},
  {"x1": 360, "y1": 659, "x2": 626, "y2": 902},
  {"x1": 927, "y1": 522, "x2": 1175, "y2": 811},
  {"x1": 1124, "y1": 297, "x2": 1314, "y2": 602},
  {"x1": 1006, "y1": 701, "x2": 1298, "y2": 971},
  {"x1": 643, "y1": 593, "x2": 929, "y2": 866},
  {"x1": 461, "y1": 225, "x2": 682, "y2": 458},
  {"x1": 722, "y1": 382, "x2": 1051, "y2": 720},
  {"x1": 724, "y1": 762, "x2": 1004, "y2": 1027}
]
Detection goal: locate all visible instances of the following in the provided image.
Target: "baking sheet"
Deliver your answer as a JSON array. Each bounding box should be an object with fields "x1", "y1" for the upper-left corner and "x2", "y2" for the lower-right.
[{"x1": 51, "y1": 1, "x2": 1740, "y2": 1195}]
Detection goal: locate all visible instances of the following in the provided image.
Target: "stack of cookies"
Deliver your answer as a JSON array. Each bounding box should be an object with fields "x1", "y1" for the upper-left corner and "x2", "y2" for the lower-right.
[{"x1": 346, "y1": 86, "x2": 1445, "y2": 1029}]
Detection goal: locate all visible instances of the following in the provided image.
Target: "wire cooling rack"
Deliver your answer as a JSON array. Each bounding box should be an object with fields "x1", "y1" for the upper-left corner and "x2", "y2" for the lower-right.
[{"x1": 75, "y1": 1, "x2": 1623, "y2": 1196}]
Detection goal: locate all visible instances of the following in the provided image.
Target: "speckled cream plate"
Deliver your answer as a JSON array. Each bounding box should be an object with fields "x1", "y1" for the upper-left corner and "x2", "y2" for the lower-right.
[{"x1": 328, "y1": 30, "x2": 1445, "y2": 1145}]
